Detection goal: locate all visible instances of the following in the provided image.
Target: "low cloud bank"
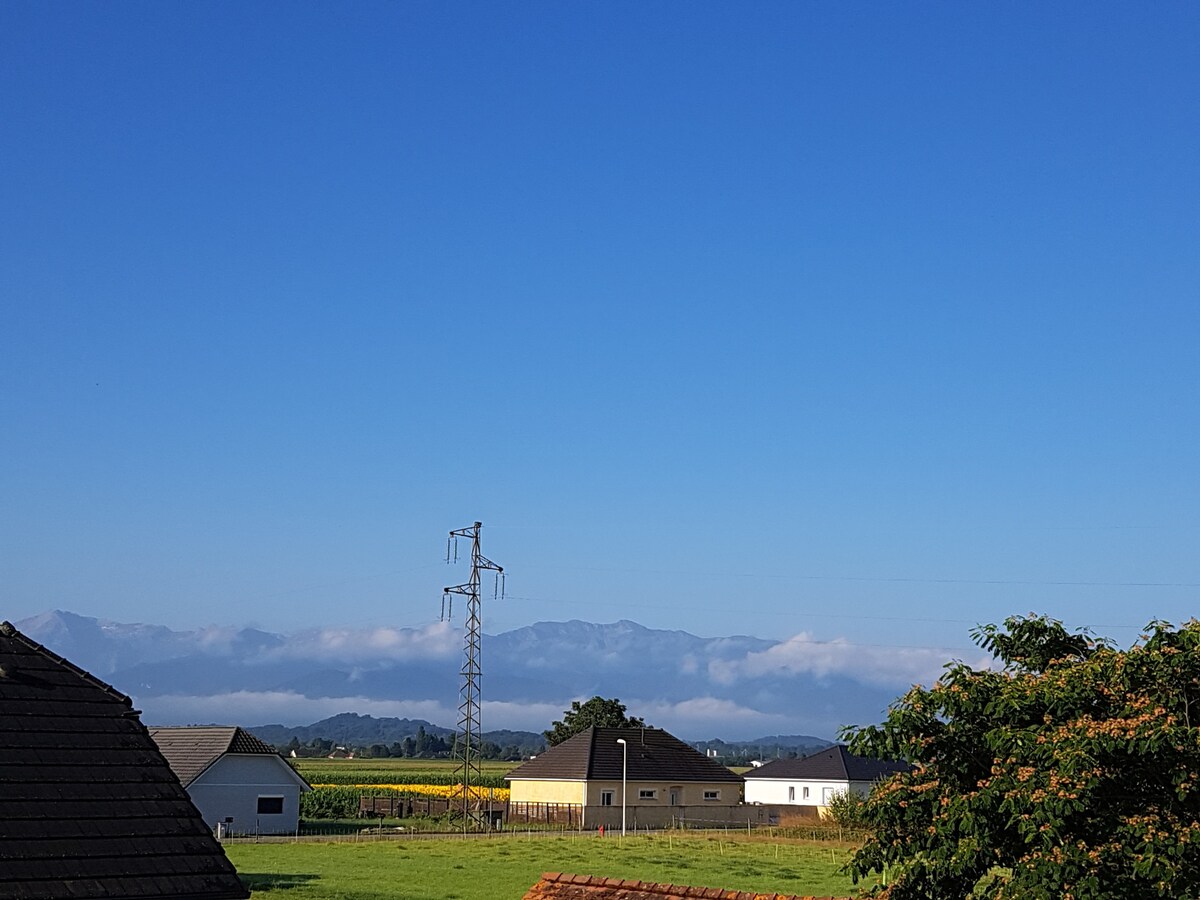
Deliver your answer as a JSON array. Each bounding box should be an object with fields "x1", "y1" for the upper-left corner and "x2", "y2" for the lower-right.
[
  {"x1": 134, "y1": 690, "x2": 795, "y2": 740},
  {"x1": 138, "y1": 691, "x2": 456, "y2": 728},
  {"x1": 708, "y1": 631, "x2": 989, "y2": 689},
  {"x1": 259, "y1": 622, "x2": 460, "y2": 664}
]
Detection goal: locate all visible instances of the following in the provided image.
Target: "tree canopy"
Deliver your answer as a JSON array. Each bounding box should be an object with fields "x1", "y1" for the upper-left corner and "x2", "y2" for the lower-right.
[
  {"x1": 544, "y1": 696, "x2": 646, "y2": 746},
  {"x1": 843, "y1": 614, "x2": 1200, "y2": 899}
]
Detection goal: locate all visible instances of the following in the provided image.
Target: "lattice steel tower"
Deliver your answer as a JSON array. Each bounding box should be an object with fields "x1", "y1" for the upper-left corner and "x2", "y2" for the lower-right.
[{"x1": 442, "y1": 521, "x2": 504, "y2": 830}]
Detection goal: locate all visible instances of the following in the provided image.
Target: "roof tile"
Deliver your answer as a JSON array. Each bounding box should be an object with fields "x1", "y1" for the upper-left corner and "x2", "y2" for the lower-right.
[
  {"x1": 508, "y1": 728, "x2": 743, "y2": 784},
  {"x1": 745, "y1": 745, "x2": 907, "y2": 782}
]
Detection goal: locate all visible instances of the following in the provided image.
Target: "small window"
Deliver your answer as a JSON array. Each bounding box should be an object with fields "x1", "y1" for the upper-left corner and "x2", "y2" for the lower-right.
[
  {"x1": 803, "y1": 787, "x2": 810, "y2": 800},
  {"x1": 788, "y1": 786, "x2": 795, "y2": 802},
  {"x1": 703, "y1": 790, "x2": 720, "y2": 801},
  {"x1": 600, "y1": 791, "x2": 614, "y2": 807},
  {"x1": 638, "y1": 789, "x2": 657, "y2": 800},
  {"x1": 257, "y1": 796, "x2": 284, "y2": 815}
]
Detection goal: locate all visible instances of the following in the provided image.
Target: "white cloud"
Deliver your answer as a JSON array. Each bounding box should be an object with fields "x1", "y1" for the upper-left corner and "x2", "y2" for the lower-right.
[
  {"x1": 635, "y1": 696, "x2": 792, "y2": 739},
  {"x1": 137, "y1": 691, "x2": 456, "y2": 727},
  {"x1": 479, "y1": 700, "x2": 565, "y2": 733},
  {"x1": 258, "y1": 621, "x2": 460, "y2": 665},
  {"x1": 708, "y1": 631, "x2": 990, "y2": 689}
]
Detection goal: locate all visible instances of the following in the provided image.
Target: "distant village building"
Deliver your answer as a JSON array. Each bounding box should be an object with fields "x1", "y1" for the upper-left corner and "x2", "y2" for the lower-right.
[
  {"x1": 507, "y1": 727, "x2": 752, "y2": 830},
  {"x1": 743, "y1": 744, "x2": 907, "y2": 815},
  {"x1": 150, "y1": 726, "x2": 312, "y2": 836},
  {"x1": 0, "y1": 621, "x2": 248, "y2": 900}
]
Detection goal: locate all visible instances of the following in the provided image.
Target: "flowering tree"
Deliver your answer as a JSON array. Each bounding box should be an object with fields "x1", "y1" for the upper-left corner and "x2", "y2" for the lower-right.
[{"x1": 843, "y1": 615, "x2": 1200, "y2": 899}]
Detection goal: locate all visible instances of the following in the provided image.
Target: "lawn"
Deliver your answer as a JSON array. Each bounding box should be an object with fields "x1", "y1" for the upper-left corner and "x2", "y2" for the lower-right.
[{"x1": 227, "y1": 833, "x2": 867, "y2": 900}]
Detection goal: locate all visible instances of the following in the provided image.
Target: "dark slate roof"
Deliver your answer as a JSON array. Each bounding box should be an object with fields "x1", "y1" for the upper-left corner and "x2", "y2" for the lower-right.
[
  {"x1": 0, "y1": 621, "x2": 249, "y2": 900},
  {"x1": 506, "y1": 727, "x2": 743, "y2": 784},
  {"x1": 744, "y1": 744, "x2": 908, "y2": 782},
  {"x1": 148, "y1": 726, "x2": 308, "y2": 789}
]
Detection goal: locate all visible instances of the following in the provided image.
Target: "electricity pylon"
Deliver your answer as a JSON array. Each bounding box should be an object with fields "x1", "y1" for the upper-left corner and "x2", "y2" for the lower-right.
[{"x1": 443, "y1": 521, "x2": 504, "y2": 830}]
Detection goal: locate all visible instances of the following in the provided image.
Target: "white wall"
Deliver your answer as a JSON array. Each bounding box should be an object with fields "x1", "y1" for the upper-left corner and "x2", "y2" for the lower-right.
[
  {"x1": 744, "y1": 778, "x2": 873, "y2": 807},
  {"x1": 187, "y1": 754, "x2": 306, "y2": 835}
]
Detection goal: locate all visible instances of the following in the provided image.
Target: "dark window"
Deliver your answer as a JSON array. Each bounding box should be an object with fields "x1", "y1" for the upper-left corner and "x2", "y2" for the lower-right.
[
  {"x1": 257, "y1": 796, "x2": 284, "y2": 815},
  {"x1": 600, "y1": 791, "x2": 614, "y2": 806}
]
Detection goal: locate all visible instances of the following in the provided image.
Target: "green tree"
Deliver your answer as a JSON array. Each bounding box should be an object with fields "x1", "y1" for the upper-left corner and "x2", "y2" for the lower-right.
[
  {"x1": 544, "y1": 696, "x2": 647, "y2": 746},
  {"x1": 843, "y1": 614, "x2": 1200, "y2": 899}
]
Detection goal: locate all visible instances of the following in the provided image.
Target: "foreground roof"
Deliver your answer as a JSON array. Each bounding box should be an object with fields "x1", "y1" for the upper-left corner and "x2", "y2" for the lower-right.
[
  {"x1": 523, "y1": 872, "x2": 848, "y2": 899},
  {"x1": 149, "y1": 726, "x2": 308, "y2": 789},
  {"x1": 0, "y1": 621, "x2": 249, "y2": 900},
  {"x1": 745, "y1": 745, "x2": 908, "y2": 782},
  {"x1": 507, "y1": 727, "x2": 742, "y2": 784}
]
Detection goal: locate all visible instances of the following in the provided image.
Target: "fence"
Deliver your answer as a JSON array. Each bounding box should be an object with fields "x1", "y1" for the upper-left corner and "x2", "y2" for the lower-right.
[{"x1": 505, "y1": 801, "x2": 584, "y2": 828}]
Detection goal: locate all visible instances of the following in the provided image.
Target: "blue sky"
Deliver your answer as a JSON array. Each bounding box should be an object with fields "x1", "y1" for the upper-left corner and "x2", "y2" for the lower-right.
[{"x1": 3, "y1": 2, "x2": 1199, "y2": 667}]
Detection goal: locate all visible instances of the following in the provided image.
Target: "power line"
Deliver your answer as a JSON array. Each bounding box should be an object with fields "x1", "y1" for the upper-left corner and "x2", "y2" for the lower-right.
[{"x1": 515, "y1": 563, "x2": 1200, "y2": 589}]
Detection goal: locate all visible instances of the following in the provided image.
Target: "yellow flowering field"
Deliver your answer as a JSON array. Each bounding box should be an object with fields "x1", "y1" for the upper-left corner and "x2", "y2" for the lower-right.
[{"x1": 312, "y1": 783, "x2": 510, "y2": 801}]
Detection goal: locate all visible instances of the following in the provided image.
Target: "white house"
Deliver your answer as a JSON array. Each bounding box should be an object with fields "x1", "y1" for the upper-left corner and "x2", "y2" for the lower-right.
[
  {"x1": 150, "y1": 726, "x2": 311, "y2": 835},
  {"x1": 743, "y1": 744, "x2": 906, "y2": 814}
]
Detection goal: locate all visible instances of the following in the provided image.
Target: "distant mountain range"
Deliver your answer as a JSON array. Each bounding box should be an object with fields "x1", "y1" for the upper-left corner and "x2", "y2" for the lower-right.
[
  {"x1": 11, "y1": 609, "x2": 949, "y2": 740},
  {"x1": 242, "y1": 711, "x2": 830, "y2": 761}
]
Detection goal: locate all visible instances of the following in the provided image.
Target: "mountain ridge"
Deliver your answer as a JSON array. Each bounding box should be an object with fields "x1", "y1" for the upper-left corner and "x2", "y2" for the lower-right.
[{"x1": 11, "y1": 609, "x2": 933, "y2": 741}]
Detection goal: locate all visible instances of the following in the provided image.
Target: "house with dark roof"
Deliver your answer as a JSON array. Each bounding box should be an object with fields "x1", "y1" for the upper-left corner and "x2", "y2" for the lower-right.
[
  {"x1": 743, "y1": 745, "x2": 907, "y2": 814},
  {"x1": 0, "y1": 620, "x2": 248, "y2": 900},
  {"x1": 149, "y1": 726, "x2": 311, "y2": 836},
  {"x1": 506, "y1": 727, "x2": 750, "y2": 830}
]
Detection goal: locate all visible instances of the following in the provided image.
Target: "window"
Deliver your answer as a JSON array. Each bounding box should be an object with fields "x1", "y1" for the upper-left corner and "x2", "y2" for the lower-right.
[
  {"x1": 788, "y1": 786, "x2": 795, "y2": 802},
  {"x1": 638, "y1": 789, "x2": 657, "y2": 800},
  {"x1": 257, "y1": 796, "x2": 284, "y2": 815},
  {"x1": 703, "y1": 790, "x2": 720, "y2": 801},
  {"x1": 803, "y1": 787, "x2": 810, "y2": 800},
  {"x1": 600, "y1": 791, "x2": 614, "y2": 807}
]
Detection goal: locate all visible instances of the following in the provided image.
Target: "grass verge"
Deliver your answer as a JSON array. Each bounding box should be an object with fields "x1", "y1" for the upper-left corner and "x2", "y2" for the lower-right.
[{"x1": 227, "y1": 832, "x2": 868, "y2": 900}]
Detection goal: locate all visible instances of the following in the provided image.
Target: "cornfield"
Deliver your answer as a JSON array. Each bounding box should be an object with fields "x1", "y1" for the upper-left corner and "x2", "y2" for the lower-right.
[
  {"x1": 302, "y1": 783, "x2": 510, "y2": 819},
  {"x1": 299, "y1": 769, "x2": 508, "y2": 788}
]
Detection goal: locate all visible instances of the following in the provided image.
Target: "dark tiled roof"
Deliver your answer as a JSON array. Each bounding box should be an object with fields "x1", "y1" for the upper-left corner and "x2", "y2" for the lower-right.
[
  {"x1": 148, "y1": 726, "x2": 302, "y2": 788},
  {"x1": 523, "y1": 872, "x2": 848, "y2": 899},
  {"x1": 745, "y1": 745, "x2": 908, "y2": 782},
  {"x1": 507, "y1": 727, "x2": 743, "y2": 784},
  {"x1": 0, "y1": 621, "x2": 248, "y2": 900}
]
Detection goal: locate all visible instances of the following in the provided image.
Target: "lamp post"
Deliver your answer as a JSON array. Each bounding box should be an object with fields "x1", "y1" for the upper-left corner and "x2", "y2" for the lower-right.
[{"x1": 616, "y1": 738, "x2": 627, "y2": 837}]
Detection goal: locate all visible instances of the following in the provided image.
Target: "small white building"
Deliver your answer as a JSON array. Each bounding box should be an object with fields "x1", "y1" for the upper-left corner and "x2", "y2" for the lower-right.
[
  {"x1": 150, "y1": 726, "x2": 311, "y2": 835},
  {"x1": 743, "y1": 744, "x2": 906, "y2": 814}
]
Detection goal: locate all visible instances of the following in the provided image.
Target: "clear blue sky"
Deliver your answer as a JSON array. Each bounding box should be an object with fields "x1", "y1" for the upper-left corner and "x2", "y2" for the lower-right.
[{"x1": 3, "y1": 2, "x2": 1198, "y2": 662}]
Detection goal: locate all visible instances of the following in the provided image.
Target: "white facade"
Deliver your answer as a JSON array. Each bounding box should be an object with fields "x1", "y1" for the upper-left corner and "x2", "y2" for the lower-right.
[
  {"x1": 186, "y1": 753, "x2": 308, "y2": 835},
  {"x1": 744, "y1": 777, "x2": 874, "y2": 808}
]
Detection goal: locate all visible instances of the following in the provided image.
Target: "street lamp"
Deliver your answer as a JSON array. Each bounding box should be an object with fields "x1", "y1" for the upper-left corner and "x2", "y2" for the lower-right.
[{"x1": 615, "y1": 738, "x2": 627, "y2": 837}]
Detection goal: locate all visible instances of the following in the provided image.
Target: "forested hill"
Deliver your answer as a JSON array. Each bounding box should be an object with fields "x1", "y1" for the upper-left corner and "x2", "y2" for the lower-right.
[
  {"x1": 247, "y1": 712, "x2": 547, "y2": 759},
  {"x1": 247, "y1": 712, "x2": 831, "y2": 763}
]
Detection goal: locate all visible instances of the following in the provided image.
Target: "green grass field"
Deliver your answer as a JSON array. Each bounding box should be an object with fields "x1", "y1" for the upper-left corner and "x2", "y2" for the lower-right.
[{"x1": 227, "y1": 833, "x2": 867, "y2": 900}]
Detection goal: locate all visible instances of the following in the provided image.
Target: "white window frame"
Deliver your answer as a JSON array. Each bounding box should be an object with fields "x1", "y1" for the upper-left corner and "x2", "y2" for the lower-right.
[
  {"x1": 600, "y1": 790, "x2": 614, "y2": 807},
  {"x1": 788, "y1": 786, "x2": 795, "y2": 802},
  {"x1": 638, "y1": 789, "x2": 657, "y2": 800},
  {"x1": 703, "y1": 790, "x2": 720, "y2": 801}
]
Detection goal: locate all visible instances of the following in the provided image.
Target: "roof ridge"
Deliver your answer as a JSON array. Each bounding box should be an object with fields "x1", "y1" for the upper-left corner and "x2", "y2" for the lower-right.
[{"x1": 0, "y1": 621, "x2": 136, "y2": 709}]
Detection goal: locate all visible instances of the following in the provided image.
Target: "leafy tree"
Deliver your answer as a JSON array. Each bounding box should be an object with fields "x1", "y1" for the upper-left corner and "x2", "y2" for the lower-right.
[
  {"x1": 544, "y1": 696, "x2": 647, "y2": 746},
  {"x1": 843, "y1": 614, "x2": 1200, "y2": 899},
  {"x1": 825, "y1": 789, "x2": 869, "y2": 830}
]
